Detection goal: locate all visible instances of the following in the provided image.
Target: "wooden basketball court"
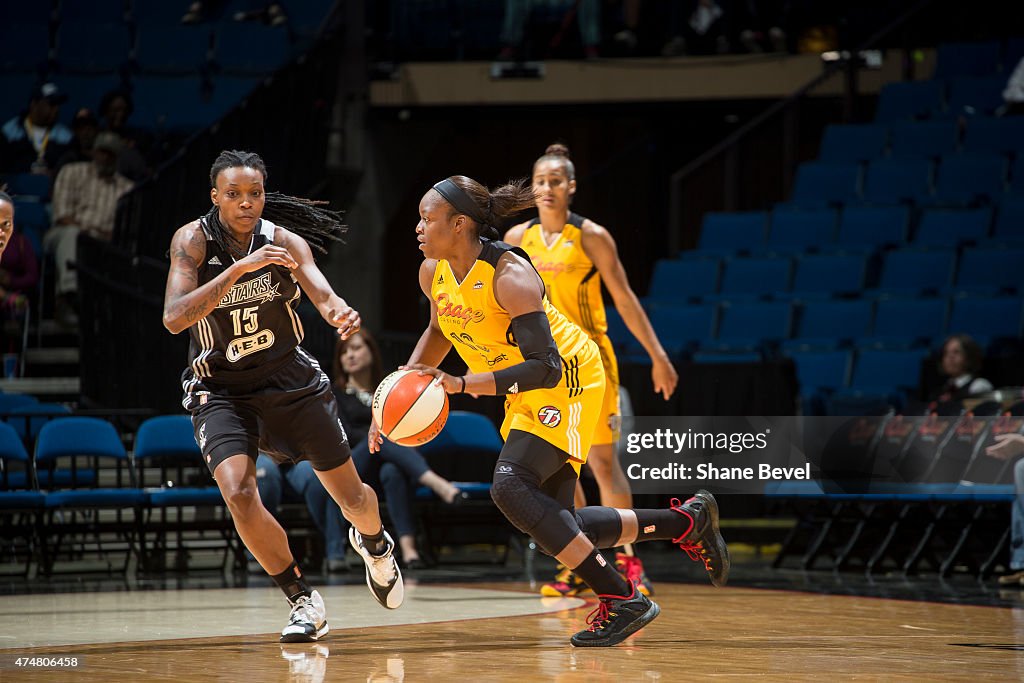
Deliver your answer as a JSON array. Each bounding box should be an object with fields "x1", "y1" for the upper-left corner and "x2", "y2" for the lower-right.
[{"x1": 2, "y1": 581, "x2": 1019, "y2": 680}]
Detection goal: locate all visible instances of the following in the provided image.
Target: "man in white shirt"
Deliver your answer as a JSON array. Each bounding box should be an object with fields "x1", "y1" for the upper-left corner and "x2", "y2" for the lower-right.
[{"x1": 46, "y1": 132, "x2": 133, "y2": 327}]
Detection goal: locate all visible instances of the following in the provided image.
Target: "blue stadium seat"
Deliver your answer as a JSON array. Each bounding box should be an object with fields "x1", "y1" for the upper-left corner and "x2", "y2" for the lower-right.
[
  {"x1": 836, "y1": 205, "x2": 910, "y2": 249},
  {"x1": 1007, "y1": 37, "x2": 1024, "y2": 70},
  {"x1": 1, "y1": 173, "x2": 51, "y2": 201},
  {"x1": 789, "y1": 299, "x2": 874, "y2": 348},
  {"x1": 874, "y1": 81, "x2": 944, "y2": 122},
  {"x1": 132, "y1": 76, "x2": 211, "y2": 130},
  {"x1": 914, "y1": 208, "x2": 992, "y2": 247},
  {"x1": 213, "y1": 23, "x2": 290, "y2": 74},
  {"x1": 850, "y1": 348, "x2": 929, "y2": 391},
  {"x1": 134, "y1": 415, "x2": 222, "y2": 508},
  {"x1": 1011, "y1": 156, "x2": 1024, "y2": 196},
  {"x1": 647, "y1": 258, "x2": 718, "y2": 302},
  {"x1": 0, "y1": 24, "x2": 50, "y2": 73},
  {"x1": 992, "y1": 197, "x2": 1024, "y2": 244},
  {"x1": 4, "y1": 403, "x2": 72, "y2": 441},
  {"x1": 947, "y1": 296, "x2": 1024, "y2": 341},
  {"x1": 60, "y1": 0, "x2": 126, "y2": 23},
  {"x1": 868, "y1": 298, "x2": 948, "y2": 347},
  {"x1": 712, "y1": 301, "x2": 792, "y2": 348},
  {"x1": 11, "y1": 201, "x2": 49, "y2": 234},
  {"x1": 933, "y1": 41, "x2": 1001, "y2": 80},
  {"x1": 55, "y1": 23, "x2": 132, "y2": 73},
  {"x1": 55, "y1": 75, "x2": 124, "y2": 123},
  {"x1": 0, "y1": 393, "x2": 39, "y2": 413},
  {"x1": 956, "y1": 247, "x2": 1024, "y2": 292},
  {"x1": 931, "y1": 155, "x2": 1006, "y2": 204},
  {"x1": 695, "y1": 211, "x2": 767, "y2": 254},
  {"x1": 647, "y1": 304, "x2": 717, "y2": 357},
  {"x1": 135, "y1": 26, "x2": 211, "y2": 74},
  {"x1": 888, "y1": 121, "x2": 959, "y2": 159},
  {"x1": 718, "y1": 256, "x2": 792, "y2": 297},
  {"x1": 767, "y1": 207, "x2": 837, "y2": 251},
  {"x1": 604, "y1": 307, "x2": 629, "y2": 351},
  {"x1": 818, "y1": 124, "x2": 888, "y2": 162},
  {"x1": 790, "y1": 252, "x2": 867, "y2": 297},
  {"x1": 875, "y1": 248, "x2": 956, "y2": 294},
  {"x1": 862, "y1": 158, "x2": 932, "y2": 204},
  {"x1": 791, "y1": 162, "x2": 861, "y2": 204},
  {"x1": 962, "y1": 117, "x2": 1024, "y2": 156},
  {"x1": 788, "y1": 349, "x2": 852, "y2": 392},
  {"x1": 132, "y1": 2, "x2": 188, "y2": 25},
  {"x1": 943, "y1": 76, "x2": 1009, "y2": 118}
]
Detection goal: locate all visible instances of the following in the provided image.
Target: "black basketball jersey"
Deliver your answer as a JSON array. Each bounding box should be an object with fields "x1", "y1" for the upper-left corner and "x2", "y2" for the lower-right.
[{"x1": 182, "y1": 218, "x2": 305, "y2": 385}]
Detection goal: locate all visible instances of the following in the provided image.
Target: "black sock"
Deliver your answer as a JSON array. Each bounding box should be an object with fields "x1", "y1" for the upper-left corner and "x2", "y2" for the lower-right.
[
  {"x1": 572, "y1": 549, "x2": 631, "y2": 597},
  {"x1": 633, "y1": 508, "x2": 693, "y2": 542},
  {"x1": 271, "y1": 561, "x2": 313, "y2": 605},
  {"x1": 361, "y1": 526, "x2": 388, "y2": 556}
]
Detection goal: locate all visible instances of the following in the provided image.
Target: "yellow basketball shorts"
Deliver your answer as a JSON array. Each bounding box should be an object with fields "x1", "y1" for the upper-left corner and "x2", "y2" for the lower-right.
[
  {"x1": 591, "y1": 333, "x2": 621, "y2": 447},
  {"x1": 501, "y1": 338, "x2": 606, "y2": 474}
]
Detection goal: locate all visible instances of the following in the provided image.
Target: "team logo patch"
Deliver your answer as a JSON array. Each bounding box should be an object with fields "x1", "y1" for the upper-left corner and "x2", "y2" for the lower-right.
[
  {"x1": 473, "y1": 280, "x2": 484, "y2": 289},
  {"x1": 218, "y1": 272, "x2": 281, "y2": 308},
  {"x1": 644, "y1": 524, "x2": 656, "y2": 534},
  {"x1": 226, "y1": 330, "x2": 276, "y2": 362},
  {"x1": 537, "y1": 406, "x2": 562, "y2": 427},
  {"x1": 207, "y1": 256, "x2": 222, "y2": 266}
]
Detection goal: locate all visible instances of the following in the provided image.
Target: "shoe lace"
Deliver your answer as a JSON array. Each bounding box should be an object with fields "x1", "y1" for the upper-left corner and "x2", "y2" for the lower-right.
[
  {"x1": 289, "y1": 595, "x2": 316, "y2": 625},
  {"x1": 670, "y1": 497, "x2": 713, "y2": 572},
  {"x1": 584, "y1": 599, "x2": 616, "y2": 632},
  {"x1": 369, "y1": 546, "x2": 397, "y2": 584}
]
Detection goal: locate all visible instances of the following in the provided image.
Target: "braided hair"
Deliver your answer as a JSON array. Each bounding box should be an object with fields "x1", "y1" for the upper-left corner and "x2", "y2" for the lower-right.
[
  {"x1": 204, "y1": 150, "x2": 345, "y2": 258},
  {"x1": 444, "y1": 175, "x2": 535, "y2": 240}
]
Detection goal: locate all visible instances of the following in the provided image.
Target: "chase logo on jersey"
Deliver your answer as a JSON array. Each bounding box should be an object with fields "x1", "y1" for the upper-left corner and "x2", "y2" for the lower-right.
[
  {"x1": 226, "y1": 330, "x2": 276, "y2": 362},
  {"x1": 537, "y1": 405, "x2": 562, "y2": 427},
  {"x1": 218, "y1": 272, "x2": 281, "y2": 308},
  {"x1": 435, "y1": 292, "x2": 485, "y2": 330}
]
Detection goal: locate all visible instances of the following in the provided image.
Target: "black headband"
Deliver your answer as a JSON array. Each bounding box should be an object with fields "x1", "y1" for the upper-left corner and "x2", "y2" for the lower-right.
[{"x1": 432, "y1": 179, "x2": 489, "y2": 225}]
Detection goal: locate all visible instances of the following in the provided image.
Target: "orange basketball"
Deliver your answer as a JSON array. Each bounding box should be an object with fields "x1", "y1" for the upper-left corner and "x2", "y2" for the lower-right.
[{"x1": 372, "y1": 369, "x2": 450, "y2": 446}]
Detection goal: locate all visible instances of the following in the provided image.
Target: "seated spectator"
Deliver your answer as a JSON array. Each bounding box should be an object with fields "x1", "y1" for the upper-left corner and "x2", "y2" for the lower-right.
[
  {"x1": 0, "y1": 190, "x2": 37, "y2": 367},
  {"x1": 97, "y1": 89, "x2": 151, "y2": 182},
  {"x1": 986, "y1": 432, "x2": 1024, "y2": 586},
  {"x1": 0, "y1": 83, "x2": 73, "y2": 176},
  {"x1": 46, "y1": 132, "x2": 134, "y2": 328},
  {"x1": 333, "y1": 329, "x2": 468, "y2": 569},
  {"x1": 498, "y1": 0, "x2": 601, "y2": 60},
  {"x1": 254, "y1": 453, "x2": 349, "y2": 573},
  {"x1": 54, "y1": 109, "x2": 101, "y2": 176},
  {"x1": 929, "y1": 334, "x2": 994, "y2": 407}
]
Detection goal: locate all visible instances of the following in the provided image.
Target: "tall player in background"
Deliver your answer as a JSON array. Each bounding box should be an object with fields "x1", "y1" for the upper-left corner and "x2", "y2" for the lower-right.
[
  {"x1": 504, "y1": 143, "x2": 679, "y2": 598},
  {"x1": 163, "y1": 150, "x2": 403, "y2": 644},
  {"x1": 386, "y1": 174, "x2": 726, "y2": 647}
]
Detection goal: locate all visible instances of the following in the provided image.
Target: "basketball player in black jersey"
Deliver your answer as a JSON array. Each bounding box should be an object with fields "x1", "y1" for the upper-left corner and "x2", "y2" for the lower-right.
[{"x1": 163, "y1": 151, "x2": 403, "y2": 643}]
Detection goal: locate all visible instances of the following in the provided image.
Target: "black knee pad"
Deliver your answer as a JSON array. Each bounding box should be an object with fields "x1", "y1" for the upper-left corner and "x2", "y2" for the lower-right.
[
  {"x1": 575, "y1": 506, "x2": 624, "y2": 549},
  {"x1": 491, "y1": 469, "x2": 580, "y2": 555}
]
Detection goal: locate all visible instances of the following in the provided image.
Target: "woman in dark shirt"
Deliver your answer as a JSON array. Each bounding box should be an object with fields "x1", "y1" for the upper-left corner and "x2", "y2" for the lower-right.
[{"x1": 333, "y1": 329, "x2": 466, "y2": 568}]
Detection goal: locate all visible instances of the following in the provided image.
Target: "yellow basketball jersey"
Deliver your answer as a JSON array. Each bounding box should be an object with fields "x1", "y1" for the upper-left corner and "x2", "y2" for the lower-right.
[
  {"x1": 520, "y1": 213, "x2": 607, "y2": 338},
  {"x1": 431, "y1": 241, "x2": 590, "y2": 377}
]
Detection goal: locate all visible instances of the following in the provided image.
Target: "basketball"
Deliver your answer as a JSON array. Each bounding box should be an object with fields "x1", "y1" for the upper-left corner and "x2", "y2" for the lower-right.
[{"x1": 371, "y1": 369, "x2": 450, "y2": 446}]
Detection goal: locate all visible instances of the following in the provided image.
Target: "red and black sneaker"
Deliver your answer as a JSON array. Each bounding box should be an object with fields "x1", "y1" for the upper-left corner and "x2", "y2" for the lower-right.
[
  {"x1": 540, "y1": 564, "x2": 591, "y2": 597},
  {"x1": 569, "y1": 583, "x2": 660, "y2": 647},
  {"x1": 615, "y1": 552, "x2": 654, "y2": 596},
  {"x1": 670, "y1": 489, "x2": 730, "y2": 587}
]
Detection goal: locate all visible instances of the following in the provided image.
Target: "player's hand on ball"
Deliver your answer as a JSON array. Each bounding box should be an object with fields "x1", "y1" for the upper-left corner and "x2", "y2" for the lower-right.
[
  {"x1": 367, "y1": 416, "x2": 384, "y2": 454},
  {"x1": 331, "y1": 306, "x2": 361, "y2": 338},
  {"x1": 401, "y1": 364, "x2": 460, "y2": 394}
]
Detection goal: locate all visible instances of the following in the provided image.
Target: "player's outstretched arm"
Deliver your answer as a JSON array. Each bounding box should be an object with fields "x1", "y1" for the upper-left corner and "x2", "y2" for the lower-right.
[
  {"x1": 581, "y1": 220, "x2": 678, "y2": 400},
  {"x1": 278, "y1": 228, "x2": 360, "y2": 339}
]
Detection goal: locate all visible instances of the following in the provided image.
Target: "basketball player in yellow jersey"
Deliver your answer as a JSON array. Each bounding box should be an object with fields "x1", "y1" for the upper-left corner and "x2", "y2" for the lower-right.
[
  {"x1": 370, "y1": 174, "x2": 728, "y2": 647},
  {"x1": 505, "y1": 143, "x2": 678, "y2": 598}
]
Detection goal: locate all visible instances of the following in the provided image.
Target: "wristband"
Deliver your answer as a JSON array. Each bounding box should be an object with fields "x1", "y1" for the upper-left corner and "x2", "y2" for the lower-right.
[{"x1": 458, "y1": 376, "x2": 466, "y2": 394}]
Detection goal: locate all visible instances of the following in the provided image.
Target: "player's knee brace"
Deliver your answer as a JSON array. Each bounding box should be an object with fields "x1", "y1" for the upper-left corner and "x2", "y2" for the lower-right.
[
  {"x1": 490, "y1": 474, "x2": 579, "y2": 556},
  {"x1": 574, "y1": 507, "x2": 624, "y2": 549}
]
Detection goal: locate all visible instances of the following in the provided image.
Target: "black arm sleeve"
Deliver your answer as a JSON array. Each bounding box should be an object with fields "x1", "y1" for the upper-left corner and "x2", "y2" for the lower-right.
[{"x1": 492, "y1": 311, "x2": 563, "y2": 393}]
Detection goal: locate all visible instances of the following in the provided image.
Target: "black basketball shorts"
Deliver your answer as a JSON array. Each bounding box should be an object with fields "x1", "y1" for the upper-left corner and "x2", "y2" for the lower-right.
[{"x1": 181, "y1": 348, "x2": 351, "y2": 476}]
